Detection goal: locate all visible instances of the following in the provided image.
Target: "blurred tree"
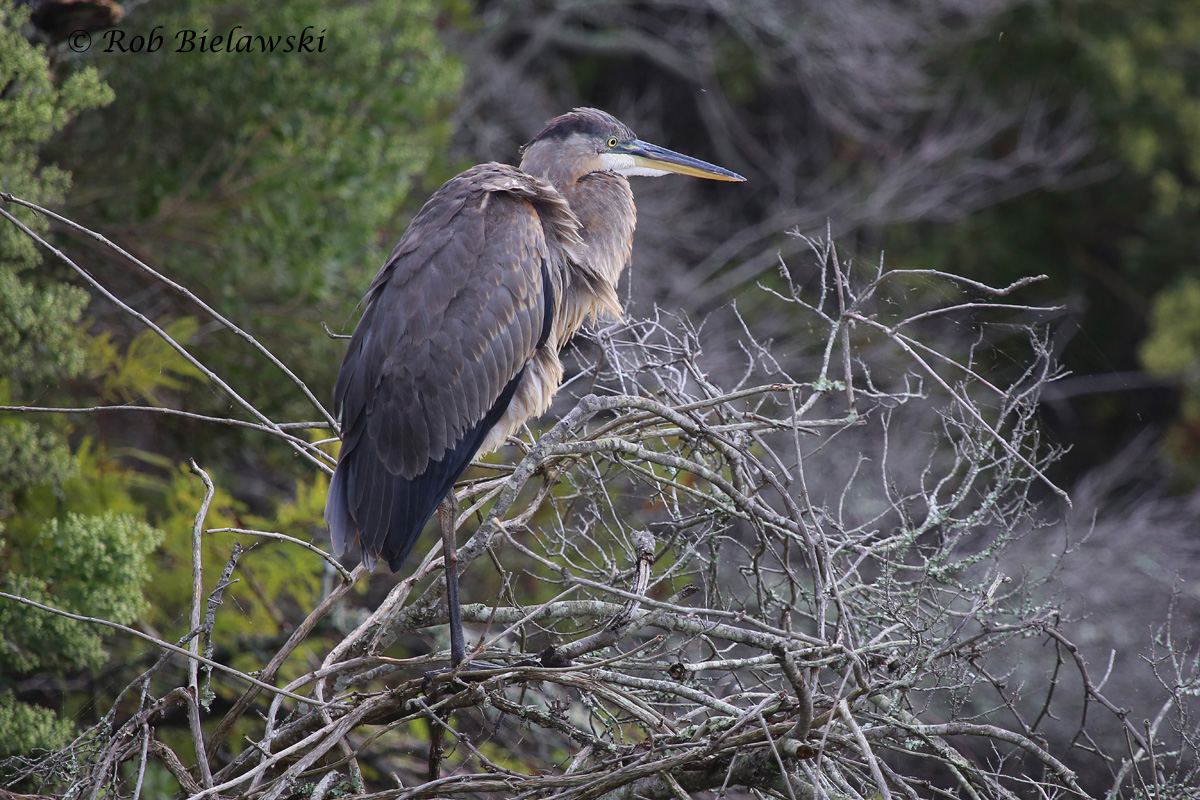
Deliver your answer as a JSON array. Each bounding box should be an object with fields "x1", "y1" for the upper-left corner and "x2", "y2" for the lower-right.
[
  {"x1": 444, "y1": 0, "x2": 1091, "y2": 311},
  {"x1": 3, "y1": 0, "x2": 466, "y2": 764},
  {"x1": 0, "y1": 512, "x2": 161, "y2": 759},
  {"x1": 0, "y1": 2, "x2": 160, "y2": 756},
  {"x1": 52, "y1": 0, "x2": 465, "y2": 482},
  {"x1": 1141, "y1": 278, "x2": 1200, "y2": 478},
  {"x1": 447, "y1": 0, "x2": 1200, "y2": 484},
  {"x1": 892, "y1": 0, "x2": 1200, "y2": 477}
]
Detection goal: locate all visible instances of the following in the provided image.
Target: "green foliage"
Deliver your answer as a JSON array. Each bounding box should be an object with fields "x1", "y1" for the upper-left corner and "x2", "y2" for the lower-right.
[
  {"x1": 0, "y1": 266, "x2": 90, "y2": 388},
  {"x1": 1141, "y1": 278, "x2": 1200, "y2": 378},
  {"x1": 88, "y1": 317, "x2": 204, "y2": 403},
  {"x1": 0, "y1": 6, "x2": 184, "y2": 759},
  {"x1": 0, "y1": 692, "x2": 73, "y2": 759},
  {"x1": 0, "y1": 4, "x2": 112, "y2": 266},
  {"x1": 56, "y1": 0, "x2": 464, "y2": 426},
  {"x1": 1140, "y1": 278, "x2": 1200, "y2": 474},
  {"x1": 2, "y1": 0, "x2": 462, "y2": 759},
  {"x1": 134, "y1": 463, "x2": 326, "y2": 682},
  {"x1": 0, "y1": 0, "x2": 113, "y2": 514},
  {"x1": 885, "y1": 0, "x2": 1200, "y2": 476},
  {"x1": 0, "y1": 513, "x2": 162, "y2": 676},
  {"x1": 916, "y1": 0, "x2": 1197, "y2": 283},
  {"x1": 0, "y1": 6, "x2": 104, "y2": 467},
  {"x1": 0, "y1": 1, "x2": 116, "y2": 532},
  {"x1": 0, "y1": 6, "x2": 463, "y2": 756},
  {"x1": 0, "y1": 417, "x2": 74, "y2": 516},
  {"x1": 0, "y1": 511, "x2": 161, "y2": 757},
  {"x1": 1082, "y1": 5, "x2": 1200, "y2": 223},
  {"x1": 974, "y1": 0, "x2": 1200, "y2": 291}
]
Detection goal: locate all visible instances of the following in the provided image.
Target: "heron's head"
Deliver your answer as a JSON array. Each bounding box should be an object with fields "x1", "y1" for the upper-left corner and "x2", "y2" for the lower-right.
[{"x1": 520, "y1": 108, "x2": 745, "y2": 189}]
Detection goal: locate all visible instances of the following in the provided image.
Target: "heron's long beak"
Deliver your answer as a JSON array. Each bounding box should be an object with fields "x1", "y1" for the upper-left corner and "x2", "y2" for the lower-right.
[{"x1": 620, "y1": 140, "x2": 745, "y2": 182}]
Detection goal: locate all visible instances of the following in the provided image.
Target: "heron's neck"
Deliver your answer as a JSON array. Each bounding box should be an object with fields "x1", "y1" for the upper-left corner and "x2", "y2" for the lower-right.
[
  {"x1": 520, "y1": 150, "x2": 636, "y2": 336},
  {"x1": 543, "y1": 172, "x2": 634, "y2": 341},
  {"x1": 520, "y1": 146, "x2": 636, "y2": 289},
  {"x1": 562, "y1": 171, "x2": 635, "y2": 289}
]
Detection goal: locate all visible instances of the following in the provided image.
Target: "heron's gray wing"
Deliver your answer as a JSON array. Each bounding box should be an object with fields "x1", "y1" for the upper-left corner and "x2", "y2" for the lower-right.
[{"x1": 325, "y1": 164, "x2": 566, "y2": 570}]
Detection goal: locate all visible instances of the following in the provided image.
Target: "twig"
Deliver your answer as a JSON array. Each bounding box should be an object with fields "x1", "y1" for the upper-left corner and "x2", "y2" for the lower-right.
[
  {"x1": 187, "y1": 461, "x2": 216, "y2": 790},
  {"x1": 0, "y1": 202, "x2": 332, "y2": 474},
  {"x1": 207, "y1": 527, "x2": 353, "y2": 582},
  {"x1": 0, "y1": 191, "x2": 340, "y2": 432}
]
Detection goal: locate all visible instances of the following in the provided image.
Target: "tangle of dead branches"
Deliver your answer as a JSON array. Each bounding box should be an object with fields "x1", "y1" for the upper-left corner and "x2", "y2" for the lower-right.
[{"x1": 2, "y1": 194, "x2": 1197, "y2": 799}]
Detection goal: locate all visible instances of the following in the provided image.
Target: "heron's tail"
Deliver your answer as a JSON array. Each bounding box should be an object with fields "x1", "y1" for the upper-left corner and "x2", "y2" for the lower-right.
[{"x1": 324, "y1": 367, "x2": 527, "y2": 573}]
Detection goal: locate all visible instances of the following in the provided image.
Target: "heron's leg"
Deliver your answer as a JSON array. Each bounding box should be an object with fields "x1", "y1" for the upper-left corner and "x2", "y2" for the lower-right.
[{"x1": 438, "y1": 492, "x2": 465, "y2": 668}]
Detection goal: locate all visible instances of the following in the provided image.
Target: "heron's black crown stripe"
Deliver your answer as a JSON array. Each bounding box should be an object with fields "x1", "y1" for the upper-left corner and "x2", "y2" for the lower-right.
[{"x1": 522, "y1": 108, "x2": 636, "y2": 151}]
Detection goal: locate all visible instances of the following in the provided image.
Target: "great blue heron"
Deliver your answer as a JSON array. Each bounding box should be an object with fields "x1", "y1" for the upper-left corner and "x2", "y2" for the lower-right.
[{"x1": 325, "y1": 108, "x2": 744, "y2": 666}]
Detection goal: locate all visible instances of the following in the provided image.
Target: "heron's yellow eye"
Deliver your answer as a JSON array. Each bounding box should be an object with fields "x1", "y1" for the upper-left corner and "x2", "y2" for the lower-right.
[{"x1": 606, "y1": 137, "x2": 619, "y2": 148}]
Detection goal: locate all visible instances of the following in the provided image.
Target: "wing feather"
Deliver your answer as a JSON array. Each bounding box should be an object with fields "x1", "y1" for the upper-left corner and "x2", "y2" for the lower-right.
[{"x1": 325, "y1": 163, "x2": 575, "y2": 571}]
